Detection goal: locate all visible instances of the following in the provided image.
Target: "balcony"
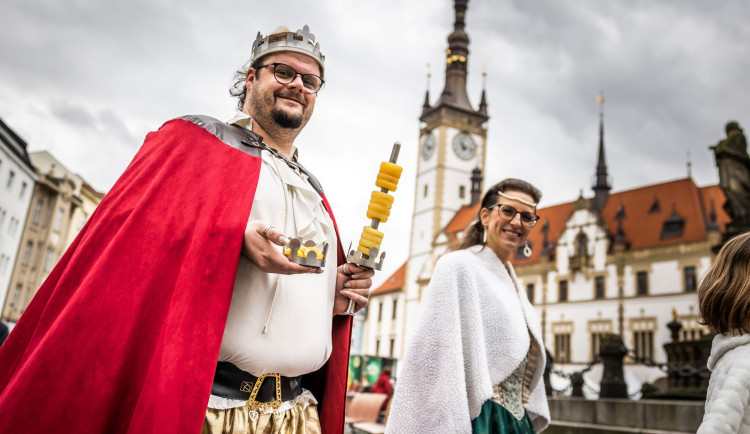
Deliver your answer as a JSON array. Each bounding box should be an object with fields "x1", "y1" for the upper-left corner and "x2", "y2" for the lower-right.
[{"x1": 568, "y1": 254, "x2": 590, "y2": 273}]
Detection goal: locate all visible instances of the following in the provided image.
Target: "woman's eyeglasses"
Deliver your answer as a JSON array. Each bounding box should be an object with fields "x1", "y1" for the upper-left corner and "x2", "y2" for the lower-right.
[{"x1": 487, "y1": 204, "x2": 539, "y2": 228}]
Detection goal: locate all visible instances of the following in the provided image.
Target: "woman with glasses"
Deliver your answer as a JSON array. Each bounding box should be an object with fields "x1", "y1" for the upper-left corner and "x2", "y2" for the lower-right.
[{"x1": 386, "y1": 179, "x2": 550, "y2": 434}]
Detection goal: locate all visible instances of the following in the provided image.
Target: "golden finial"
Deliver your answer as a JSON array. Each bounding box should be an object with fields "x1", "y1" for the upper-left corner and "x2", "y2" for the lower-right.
[
  {"x1": 597, "y1": 93, "x2": 605, "y2": 117},
  {"x1": 671, "y1": 308, "x2": 677, "y2": 321}
]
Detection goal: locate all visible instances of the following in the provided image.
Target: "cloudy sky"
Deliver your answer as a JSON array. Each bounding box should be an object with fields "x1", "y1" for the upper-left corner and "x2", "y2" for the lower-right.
[{"x1": 2, "y1": 0, "x2": 748, "y2": 285}]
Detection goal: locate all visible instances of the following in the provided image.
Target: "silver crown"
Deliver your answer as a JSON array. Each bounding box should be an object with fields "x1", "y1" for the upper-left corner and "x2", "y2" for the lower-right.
[
  {"x1": 251, "y1": 25, "x2": 325, "y2": 74},
  {"x1": 284, "y1": 237, "x2": 328, "y2": 268}
]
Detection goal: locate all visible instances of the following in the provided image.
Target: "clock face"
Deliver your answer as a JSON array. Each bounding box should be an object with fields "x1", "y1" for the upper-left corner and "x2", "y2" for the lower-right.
[
  {"x1": 421, "y1": 132, "x2": 436, "y2": 160},
  {"x1": 452, "y1": 133, "x2": 476, "y2": 160}
]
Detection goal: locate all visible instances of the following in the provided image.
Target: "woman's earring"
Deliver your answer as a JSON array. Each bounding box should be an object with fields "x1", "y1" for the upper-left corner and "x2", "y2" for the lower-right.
[
  {"x1": 482, "y1": 227, "x2": 488, "y2": 244},
  {"x1": 523, "y1": 242, "x2": 532, "y2": 258}
]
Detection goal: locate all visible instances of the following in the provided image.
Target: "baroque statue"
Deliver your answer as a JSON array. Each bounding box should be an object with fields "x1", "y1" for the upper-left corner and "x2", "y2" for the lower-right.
[{"x1": 711, "y1": 121, "x2": 750, "y2": 238}]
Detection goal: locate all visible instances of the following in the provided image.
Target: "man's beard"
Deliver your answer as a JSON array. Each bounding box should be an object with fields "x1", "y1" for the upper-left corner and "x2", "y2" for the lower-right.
[
  {"x1": 247, "y1": 85, "x2": 312, "y2": 132},
  {"x1": 271, "y1": 107, "x2": 303, "y2": 129}
]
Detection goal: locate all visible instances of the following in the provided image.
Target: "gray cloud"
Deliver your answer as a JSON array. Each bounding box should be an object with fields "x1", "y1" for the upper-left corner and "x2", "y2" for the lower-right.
[
  {"x1": 50, "y1": 100, "x2": 97, "y2": 128},
  {"x1": 2, "y1": 0, "x2": 749, "y2": 282}
]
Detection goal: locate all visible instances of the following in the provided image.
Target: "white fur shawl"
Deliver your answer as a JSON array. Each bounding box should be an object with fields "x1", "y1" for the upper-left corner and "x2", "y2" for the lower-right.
[{"x1": 386, "y1": 246, "x2": 550, "y2": 433}]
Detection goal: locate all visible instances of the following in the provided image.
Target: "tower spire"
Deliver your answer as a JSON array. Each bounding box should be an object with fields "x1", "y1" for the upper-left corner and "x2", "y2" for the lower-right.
[
  {"x1": 436, "y1": 0, "x2": 473, "y2": 111},
  {"x1": 591, "y1": 94, "x2": 612, "y2": 213},
  {"x1": 422, "y1": 66, "x2": 432, "y2": 115},
  {"x1": 478, "y1": 70, "x2": 488, "y2": 115}
]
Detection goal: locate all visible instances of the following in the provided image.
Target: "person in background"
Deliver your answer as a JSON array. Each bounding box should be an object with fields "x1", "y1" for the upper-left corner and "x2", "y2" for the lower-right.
[
  {"x1": 386, "y1": 179, "x2": 550, "y2": 433},
  {"x1": 697, "y1": 231, "x2": 750, "y2": 434},
  {"x1": 369, "y1": 366, "x2": 393, "y2": 396}
]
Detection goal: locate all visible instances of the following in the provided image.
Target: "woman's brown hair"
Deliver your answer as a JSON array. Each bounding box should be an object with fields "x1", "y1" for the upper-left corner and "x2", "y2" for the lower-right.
[
  {"x1": 698, "y1": 231, "x2": 750, "y2": 334},
  {"x1": 453, "y1": 178, "x2": 542, "y2": 251}
]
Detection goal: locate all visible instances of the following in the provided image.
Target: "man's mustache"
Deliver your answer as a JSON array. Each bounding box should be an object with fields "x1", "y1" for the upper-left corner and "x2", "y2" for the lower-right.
[{"x1": 275, "y1": 91, "x2": 305, "y2": 107}]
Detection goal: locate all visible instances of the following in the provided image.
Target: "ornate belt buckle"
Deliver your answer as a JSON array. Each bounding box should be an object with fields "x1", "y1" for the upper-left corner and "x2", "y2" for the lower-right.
[{"x1": 245, "y1": 373, "x2": 283, "y2": 421}]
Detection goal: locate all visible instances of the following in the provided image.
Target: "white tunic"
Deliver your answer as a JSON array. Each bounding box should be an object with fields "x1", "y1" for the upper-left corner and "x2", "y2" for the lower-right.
[{"x1": 209, "y1": 114, "x2": 337, "y2": 410}]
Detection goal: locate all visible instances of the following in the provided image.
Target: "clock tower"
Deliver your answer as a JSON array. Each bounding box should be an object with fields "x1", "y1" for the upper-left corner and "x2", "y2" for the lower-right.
[{"x1": 404, "y1": 0, "x2": 489, "y2": 330}]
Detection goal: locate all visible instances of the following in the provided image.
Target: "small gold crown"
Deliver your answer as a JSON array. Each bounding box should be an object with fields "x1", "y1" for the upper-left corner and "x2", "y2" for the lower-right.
[{"x1": 251, "y1": 25, "x2": 325, "y2": 74}]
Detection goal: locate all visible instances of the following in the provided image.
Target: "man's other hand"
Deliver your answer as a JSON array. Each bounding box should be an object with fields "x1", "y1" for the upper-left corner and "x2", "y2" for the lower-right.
[{"x1": 333, "y1": 263, "x2": 373, "y2": 315}]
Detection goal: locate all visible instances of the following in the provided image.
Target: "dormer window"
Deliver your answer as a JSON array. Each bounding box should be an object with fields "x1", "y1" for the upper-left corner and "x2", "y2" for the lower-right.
[
  {"x1": 661, "y1": 207, "x2": 685, "y2": 239},
  {"x1": 649, "y1": 197, "x2": 661, "y2": 214}
]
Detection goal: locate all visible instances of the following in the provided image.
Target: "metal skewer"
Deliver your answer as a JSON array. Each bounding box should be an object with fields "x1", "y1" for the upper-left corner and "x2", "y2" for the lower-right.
[{"x1": 343, "y1": 142, "x2": 400, "y2": 315}]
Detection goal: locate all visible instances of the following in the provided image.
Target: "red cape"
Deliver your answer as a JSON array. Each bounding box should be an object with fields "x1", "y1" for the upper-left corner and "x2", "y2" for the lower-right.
[{"x1": 0, "y1": 118, "x2": 351, "y2": 433}]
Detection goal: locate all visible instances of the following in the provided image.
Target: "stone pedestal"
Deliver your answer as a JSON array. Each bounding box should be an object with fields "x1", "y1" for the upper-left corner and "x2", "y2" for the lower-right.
[
  {"x1": 599, "y1": 334, "x2": 628, "y2": 399},
  {"x1": 570, "y1": 372, "x2": 584, "y2": 398}
]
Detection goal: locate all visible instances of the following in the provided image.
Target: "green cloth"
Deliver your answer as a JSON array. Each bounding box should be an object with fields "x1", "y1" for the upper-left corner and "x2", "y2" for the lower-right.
[{"x1": 471, "y1": 400, "x2": 535, "y2": 434}]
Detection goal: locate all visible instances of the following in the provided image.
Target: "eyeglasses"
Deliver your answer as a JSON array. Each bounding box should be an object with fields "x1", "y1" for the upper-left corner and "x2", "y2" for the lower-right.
[
  {"x1": 487, "y1": 204, "x2": 539, "y2": 228},
  {"x1": 256, "y1": 63, "x2": 324, "y2": 94}
]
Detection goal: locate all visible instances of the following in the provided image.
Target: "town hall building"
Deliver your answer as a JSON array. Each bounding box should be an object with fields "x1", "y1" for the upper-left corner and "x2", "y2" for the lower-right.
[{"x1": 362, "y1": 0, "x2": 727, "y2": 380}]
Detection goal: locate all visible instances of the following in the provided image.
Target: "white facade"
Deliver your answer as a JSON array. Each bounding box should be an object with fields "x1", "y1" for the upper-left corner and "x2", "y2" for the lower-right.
[
  {"x1": 29, "y1": 151, "x2": 101, "y2": 251},
  {"x1": 363, "y1": 291, "x2": 406, "y2": 359},
  {"x1": 516, "y1": 203, "x2": 715, "y2": 368},
  {"x1": 2, "y1": 149, "x2": 103, "y2": 323},
  {"x1": 0, "y1": 127, "x2": 36, "y2": 310}
]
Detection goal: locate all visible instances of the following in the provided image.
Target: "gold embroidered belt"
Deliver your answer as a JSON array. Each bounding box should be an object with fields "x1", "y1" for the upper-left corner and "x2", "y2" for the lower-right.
[{"x1": 211, "y1": 362, "x2": 303, "y2": 410}]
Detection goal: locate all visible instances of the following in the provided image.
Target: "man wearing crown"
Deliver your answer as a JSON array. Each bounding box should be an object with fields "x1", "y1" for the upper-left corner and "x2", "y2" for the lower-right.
[{"x1": 0, "y1": 25, "x2": 370, "y2": 434}]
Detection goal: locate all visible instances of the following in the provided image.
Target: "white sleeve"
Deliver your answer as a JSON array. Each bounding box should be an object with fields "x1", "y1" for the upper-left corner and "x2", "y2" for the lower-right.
[{"x1": 697, "y1": 354, "x2": 750, "y2": 434}]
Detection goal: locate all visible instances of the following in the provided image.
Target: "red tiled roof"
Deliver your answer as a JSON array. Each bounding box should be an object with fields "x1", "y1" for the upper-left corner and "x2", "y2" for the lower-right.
[
  {"x1": 513, "y1": 201, "x2": 576, "y2": 265},
  {"x1": 372, "y1": 260, "x2": 408, "y2": 295},
  {"x1": 460, "y1": 178, "x2": 728, "y2": 266},
  {"x1": 599, "y1": 178, "x2": 726, "y2": 250},
  {"x1": 445, "y1": 203, "x2": 481, "y2": 242},
  {"x1": 699, "y1": 184, "x2": 730, "y2": 229}
]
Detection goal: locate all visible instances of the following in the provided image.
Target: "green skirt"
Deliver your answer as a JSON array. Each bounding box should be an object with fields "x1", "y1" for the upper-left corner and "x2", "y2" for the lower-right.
[{"x1": 471, "y1": 400, "x2": 535, "y2": 434}]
